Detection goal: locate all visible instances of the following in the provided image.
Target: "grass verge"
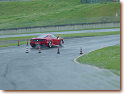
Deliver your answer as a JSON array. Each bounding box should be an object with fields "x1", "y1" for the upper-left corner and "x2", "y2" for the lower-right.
[
  {"x1": 56, "y1": 31, "x2": 120, "y2": 37},
  {"x1": 0, "y1": 35, "x2": 37, "y2": 41},
  {"x1": 0, "y1": 41, "x2": 26, "y2": 48},
  {"x1": 78, "y1": 46, "x2": 120, "y2": 76}
]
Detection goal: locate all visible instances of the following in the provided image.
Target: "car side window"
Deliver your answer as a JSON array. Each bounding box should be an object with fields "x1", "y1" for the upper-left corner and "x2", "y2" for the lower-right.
[{"x1": 50, "y1": 35, "x2": 57, "y2": 38}]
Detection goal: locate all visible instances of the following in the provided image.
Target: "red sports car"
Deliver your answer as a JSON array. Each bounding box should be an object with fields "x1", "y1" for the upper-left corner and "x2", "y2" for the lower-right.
[{"x1": 30, "y1": 34, "x2": 64, "y2": 48}]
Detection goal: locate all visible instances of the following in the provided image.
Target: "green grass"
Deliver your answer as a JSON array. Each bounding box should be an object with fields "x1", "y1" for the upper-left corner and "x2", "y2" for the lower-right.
[
  {"x1": 78, "y1": 46, "x2": 120, "y2": 75},
  {"x1": 0, "y1": 35, "x2": 37, "y2": 42},
  {"x1": 0, "y1": 0, "x2": 120, "y2": 29},
  {"x1": 0, "y1": 41, "x2": 27, "y2": 48},
  {"x1": 56, "y1": 31, "x2": 120, "y2": 37}
]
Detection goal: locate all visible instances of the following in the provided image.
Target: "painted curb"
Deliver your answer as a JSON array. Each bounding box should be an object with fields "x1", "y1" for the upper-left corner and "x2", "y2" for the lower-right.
[
  {"x1": 73, "y1": 48, "x2": 105, "y2": 64},
  {"x1": 73, "y1": 54, "x2": 84, "y2": 64}
]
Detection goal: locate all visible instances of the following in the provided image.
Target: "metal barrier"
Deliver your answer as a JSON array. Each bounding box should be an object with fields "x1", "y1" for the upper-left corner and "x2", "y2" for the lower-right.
[
  {"x1": 0, "y1": 21, "x2": 120, "y2": 35},
  {"x1": 0, "y1": 39, "x2": 29, "y2": 47},
  {"x1": 81, "y1": 0, "x2": 120, "y2": 4}
]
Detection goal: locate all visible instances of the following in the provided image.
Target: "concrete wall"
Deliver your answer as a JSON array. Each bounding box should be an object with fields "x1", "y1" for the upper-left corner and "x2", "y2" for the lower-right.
[{"x1": 0, "y1": 22, "x2": 120, "y2": 35}]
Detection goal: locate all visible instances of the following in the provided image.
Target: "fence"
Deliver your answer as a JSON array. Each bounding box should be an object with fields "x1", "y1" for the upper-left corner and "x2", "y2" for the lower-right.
[
  {"x1": 0, "y1": 39, "x2": 29, "y2": 48},
  {"x1": 81, "y1": 0, "x2": 120, "y2": 4},
  {"x1": 0, "y1": 21, "x2": 120, "y2": 35}
]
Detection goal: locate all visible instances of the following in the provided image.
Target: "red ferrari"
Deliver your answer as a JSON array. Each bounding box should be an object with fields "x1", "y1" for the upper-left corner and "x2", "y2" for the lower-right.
[{"x1": 30, "y1": 34, "x2": 64, "y2": 48}]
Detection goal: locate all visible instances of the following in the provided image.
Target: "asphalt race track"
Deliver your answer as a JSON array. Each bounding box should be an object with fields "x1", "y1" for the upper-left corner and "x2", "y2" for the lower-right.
[
  {"x1": 0, "y1": 34, "x2": 120, "y2": 90},
  {"x1": 0, "y1": 28, "x2": 120, "y2": 38}
]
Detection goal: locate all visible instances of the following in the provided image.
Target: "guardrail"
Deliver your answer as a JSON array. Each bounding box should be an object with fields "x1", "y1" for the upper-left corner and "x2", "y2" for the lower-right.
[
  {"x1": 0, "y1": 21, "x2": 120, "y2": 35},
  {"x1": 0, "y1": 39, "x2": 29, "y2": 47},
  {"x1": 80, "y1": 0, "x2": 120, "y2": 4}
]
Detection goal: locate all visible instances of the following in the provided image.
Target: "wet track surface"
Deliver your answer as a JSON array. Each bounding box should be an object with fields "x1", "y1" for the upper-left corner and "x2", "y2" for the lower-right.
[
  {"x1": 0, "y1": 28, "x2": 120, "y2": 38},
  {"x1": 0, "y1": 35, "x2": 120, "y2": 90}
]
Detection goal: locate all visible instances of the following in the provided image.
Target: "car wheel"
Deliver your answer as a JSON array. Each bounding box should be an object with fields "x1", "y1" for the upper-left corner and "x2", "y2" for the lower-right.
[
  {"x1": 59, "y1": 40, "x2": 63, "y2": 46},
  {"x1": 31, "y1": 45, "x2": 36, "y2": 48},
  {"x1": 48, "y1": 41, "x2": 52, "y2": 48}
]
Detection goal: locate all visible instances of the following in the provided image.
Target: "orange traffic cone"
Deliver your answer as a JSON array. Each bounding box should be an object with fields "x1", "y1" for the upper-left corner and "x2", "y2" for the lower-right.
[
  {"x1": 25, "y1": 46, "x2": 29, "y2": 53},
  {"x1": 38, "y1": 47, "x2": 41, "y2": 53},
  {"x1": 57, "y1": 46, "x2": 60, "y2": 54},
  {"x1": 80, "y1": 48, "x2": 83, "y2": 55}
]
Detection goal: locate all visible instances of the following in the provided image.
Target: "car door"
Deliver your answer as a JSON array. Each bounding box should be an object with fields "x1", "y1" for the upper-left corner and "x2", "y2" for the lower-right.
[{"x1": 50, "y1": 35, "x2": 59, "y2": 45}]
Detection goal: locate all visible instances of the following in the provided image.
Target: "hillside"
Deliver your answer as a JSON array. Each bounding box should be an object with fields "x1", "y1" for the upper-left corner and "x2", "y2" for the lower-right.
[{"x1": 0, "y1": 0, "x2": 120, "y2": 29}]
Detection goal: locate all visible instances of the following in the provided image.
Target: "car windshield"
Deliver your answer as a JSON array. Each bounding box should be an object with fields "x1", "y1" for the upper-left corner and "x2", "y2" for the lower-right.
[
  {"x1": 51, "y1": 35, "x2": 57, "y2": 38},
  {"x1": 37, "y1": 35, "x2": 48, "y2": 38}
]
